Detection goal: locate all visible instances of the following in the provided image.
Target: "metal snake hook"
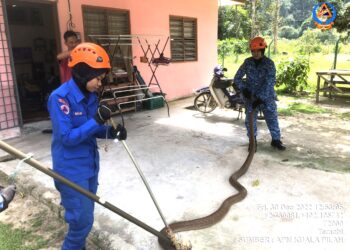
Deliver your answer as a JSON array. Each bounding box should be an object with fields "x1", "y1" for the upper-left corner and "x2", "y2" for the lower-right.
[{"x1": 109, "y1": 118, "x2": 170, "y2": 229}]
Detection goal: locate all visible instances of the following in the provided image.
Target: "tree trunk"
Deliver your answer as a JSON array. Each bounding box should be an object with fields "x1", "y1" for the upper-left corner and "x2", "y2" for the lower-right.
[
  {"x1": 273, "y1": 0, "x2": 280, "y2": 54},
  {"x1": 251, "y1": 0, "x2": 258, "y2": 38}
]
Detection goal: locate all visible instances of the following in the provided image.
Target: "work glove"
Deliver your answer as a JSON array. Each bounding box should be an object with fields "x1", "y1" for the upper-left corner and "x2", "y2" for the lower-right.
[
  {"x1": 94, "y1": 105, "x2": 112, "y2": 125},
  {"x1": 242, "y1": 88, "x2": 252, "y2": 99},
  {"x1": 110, "y1": 124, "x2": 127, "y2": 141},
  {"x1": 252, "y1": 98, "x2": 264, "y2": 109}
]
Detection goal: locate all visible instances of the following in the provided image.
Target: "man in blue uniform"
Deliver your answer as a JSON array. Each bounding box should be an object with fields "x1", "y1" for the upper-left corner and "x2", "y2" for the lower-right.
[
  {"x1": 48, "y1": 43, "x2": 127, "y2": 250},
  {"x1": 234, "y1": 37, "x2": 286, "y2": 151}
]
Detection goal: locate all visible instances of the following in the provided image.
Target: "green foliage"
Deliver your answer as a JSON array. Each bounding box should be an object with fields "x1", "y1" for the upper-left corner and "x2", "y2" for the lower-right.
[
  {"x1": 217, "y1": 38, "x2": 248, "y2": 66},
  {"x1": 278, "y1": 102, "x2": 328, "y2": 116},
  {"x1": 280, "y1": 0, "x2": 316, "y2": 33},
  {"x1": 279, "y1": 26, "x2": 299, "y2": 39},
  {"x1": 0, "y1": 223, "x2": 47, "y2": 250},
  {"x1": 218, "y1": 39, "x2": 234, "y2": 66},
  {"x1": 276, "y1": 56, "x2": 310, "y2": 94},
  {"x1": 297, "y1": 30, "x2": 323, "y2": 54},
  {"x1": 218, "y1": 6, "x2": 251, "y2": 40},
  {"x1": 299, "y1": 16, "x2": 314, "y2": 36},
  {"x1": 321, "y1": 0, "x2": 350, "y2": 36},
  {"x1": 339, "y1": 112, "x2": 350, "y2": 120},
  {"x1": 232, "y1": 39, "x2": 249, "y2": 54},
  {"x1": 277, "y1": 107, "x2": 295, "y2": 116}
]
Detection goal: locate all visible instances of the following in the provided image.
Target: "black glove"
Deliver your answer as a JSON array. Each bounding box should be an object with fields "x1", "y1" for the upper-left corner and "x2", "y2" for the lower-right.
[
  {"x1": 94, "y1": 105, "x2": 112, "y2": 124},
  {"x1": 252, "y1": 98, "x2": 264, "y2": 109},
  {"x1": 242, "y1": 88, "x2": 252, "y2": 99},
  {"x1": 110, "y1": 124, "x2": 127, "y2": 141}
]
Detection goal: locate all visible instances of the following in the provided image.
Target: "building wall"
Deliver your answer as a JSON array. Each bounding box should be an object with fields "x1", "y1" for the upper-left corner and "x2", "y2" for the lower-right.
[
  {"x1": 0, "y1": 1, "x2": 21, "y2": 139},
  {"x1": 56, "y1": 0, "x2": 218, "y2": 100}
]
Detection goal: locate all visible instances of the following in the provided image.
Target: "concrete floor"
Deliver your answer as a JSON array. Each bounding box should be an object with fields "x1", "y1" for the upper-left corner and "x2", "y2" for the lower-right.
[{"x1": 0, "y1": 97, "x2": 349, "y2": 250}]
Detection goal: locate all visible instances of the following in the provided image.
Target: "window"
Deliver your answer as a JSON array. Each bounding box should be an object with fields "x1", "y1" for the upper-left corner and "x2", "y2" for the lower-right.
[
  {"x1": 82, "y1": 6, "x2": 130, "y2": 38},
  {"x1": 82, "y1": 6, "x2": 131, "y2": 75},
  {"x1": 170, "y1": 16, "x2": 197, "y2": 62}
]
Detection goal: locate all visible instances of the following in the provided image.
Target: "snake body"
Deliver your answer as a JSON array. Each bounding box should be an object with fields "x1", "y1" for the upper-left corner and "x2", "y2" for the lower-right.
[{"x1": 159, "y1": 110, "x2": 256, "y2": 249}]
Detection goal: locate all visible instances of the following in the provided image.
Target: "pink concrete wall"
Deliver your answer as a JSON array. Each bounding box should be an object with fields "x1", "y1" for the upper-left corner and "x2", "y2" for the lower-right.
[
  {"x1": 0, "y1": 2, "x2": 20, "y2": 138},
  {"x1": 56, "y1": 0, "x2": 218, "y2": 100}
]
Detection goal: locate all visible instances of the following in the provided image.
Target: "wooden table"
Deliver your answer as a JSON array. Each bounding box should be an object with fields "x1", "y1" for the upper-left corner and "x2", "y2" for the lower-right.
[{"x1": 316, "y1": 70, "x2": 350, "y2": 103}]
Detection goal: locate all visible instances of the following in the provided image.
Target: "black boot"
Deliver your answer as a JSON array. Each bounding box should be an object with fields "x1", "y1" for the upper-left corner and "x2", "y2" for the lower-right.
[
  {"x1": 248, "y1": 137, "x2": 257, "y2": 152},
  {"x1": 271, "y1": 140, "x2": 286, "y2": 151},
  {"x1": 0, "y1": 185, "x2": 16, "y2": 212}
]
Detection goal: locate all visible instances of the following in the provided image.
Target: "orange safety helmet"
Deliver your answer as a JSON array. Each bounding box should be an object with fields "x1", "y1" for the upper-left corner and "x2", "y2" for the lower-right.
[
  {"x1": 249, "y1": 37, "x2": 267, "y2": 51},
  {"x1": 68, "y1": 42, "x2": 111, "y2": 69}
]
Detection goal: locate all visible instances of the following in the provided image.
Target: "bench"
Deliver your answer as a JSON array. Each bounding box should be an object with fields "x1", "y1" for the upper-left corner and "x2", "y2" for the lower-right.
[{"x1": 315, "y1": 70, "x2": 350, "y2": 103}]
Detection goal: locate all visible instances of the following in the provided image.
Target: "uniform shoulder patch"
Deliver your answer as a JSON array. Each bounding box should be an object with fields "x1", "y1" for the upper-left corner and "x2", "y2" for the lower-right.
[{"x1": 60, "y1": 104, "x2": 70, "y2": 115}]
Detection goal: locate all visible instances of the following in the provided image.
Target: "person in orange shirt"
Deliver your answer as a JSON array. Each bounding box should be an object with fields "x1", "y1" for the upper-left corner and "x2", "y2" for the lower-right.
[{"x1": 57, "y1": 31, "x2": 80, "y2": 84}]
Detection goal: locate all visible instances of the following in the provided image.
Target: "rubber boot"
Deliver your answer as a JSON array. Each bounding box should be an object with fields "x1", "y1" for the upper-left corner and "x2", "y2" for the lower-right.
[
  {"x1": 248, "y1": 137, "x2": 257, "y2": 152},
  {"x1": 271, "y1": 140, "x2": 286, "y2": 151},
  {"x1": 0, "y1": 185, "x2": 16, "y2": 212}
]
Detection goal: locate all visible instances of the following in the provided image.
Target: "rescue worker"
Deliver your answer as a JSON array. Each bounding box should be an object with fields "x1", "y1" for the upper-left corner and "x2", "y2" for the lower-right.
[
  {"x1": 0, "y1": 184, "x2": 16, "y2": 213},
  {"x1": 234, "y1": 36, "x2": 286, "y2": 151},
  {"x1": 48, "y1": 42, "x2": 127, "y2": 250}
]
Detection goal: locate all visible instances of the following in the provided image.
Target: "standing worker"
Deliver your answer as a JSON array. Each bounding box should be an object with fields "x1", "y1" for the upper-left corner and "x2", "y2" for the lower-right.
[
  {"x1": 48, "y1": 43, "x2": 127, "y2": 250},
  {"x1": 234, "y1": 36, "x2": 286, "y2": 151},
  {"x1": 57, "y1": 31, "x2": 80, "y2": 84}
]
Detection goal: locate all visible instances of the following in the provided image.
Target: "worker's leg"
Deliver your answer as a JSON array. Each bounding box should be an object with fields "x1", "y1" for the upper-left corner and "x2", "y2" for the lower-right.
[{"x1": 56, "y1": 175, "x2": 98, "y2": 250}]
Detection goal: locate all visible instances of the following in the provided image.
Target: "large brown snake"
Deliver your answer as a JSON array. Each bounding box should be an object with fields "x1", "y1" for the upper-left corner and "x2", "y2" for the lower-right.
[{"x1": 159, "y1": 109, "x2": 256, "y2": 249}]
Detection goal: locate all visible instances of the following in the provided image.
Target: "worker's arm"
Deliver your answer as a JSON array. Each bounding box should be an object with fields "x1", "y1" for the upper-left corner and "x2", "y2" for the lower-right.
[
  {"x1": 233, "y1": 59, "x2": 247, "y2": 91},
  {"x1": 48, "y1": 94, "x2": 102, "y2": 146},
  {"x1": 57, "y1": 51, "x2": 71, "y2": 61}
]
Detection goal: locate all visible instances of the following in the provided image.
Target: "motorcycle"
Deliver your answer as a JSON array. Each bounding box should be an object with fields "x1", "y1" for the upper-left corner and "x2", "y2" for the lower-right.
[{"x1": 194, "y1": 66, "x2": 245, "y2": 119}]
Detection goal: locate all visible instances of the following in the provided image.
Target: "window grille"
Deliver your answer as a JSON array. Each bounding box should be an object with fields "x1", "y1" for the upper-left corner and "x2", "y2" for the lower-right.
[
  {"x1": 82, "y1": 6, "x2": 131, "y2": 70},
  {"x1": 170, "y1": 16, "x2": 197, "y2": 62},
  {"x1": 0, "y1": 2, "x2": 20, "y2": 131}
]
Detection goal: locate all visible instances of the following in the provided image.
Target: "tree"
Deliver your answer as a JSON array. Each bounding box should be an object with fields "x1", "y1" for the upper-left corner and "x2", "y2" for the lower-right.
[
  {"x1": 280, "y1": 26, "x2": 299, "y2": 39},
  {"x1": 250, "y1": 0, "x2": 259, "y2": 38},
  {"x1": 273, "y1": 0, "x2": 280, "y2": 53},
  {"x1": 218, "y1": 5, "x2": 251, "y2": 40},
  {"x1": 332, "y1": 2, "x2": 350, "y2": 36}
]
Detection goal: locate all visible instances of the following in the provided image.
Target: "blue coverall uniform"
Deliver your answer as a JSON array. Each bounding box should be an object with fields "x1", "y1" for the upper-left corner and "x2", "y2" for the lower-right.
[
  {"x1": 48, "y1": 79, "x2": 112, "y2": 250},
  {"x1": 234, "y1": 56, "x2": 281, "y2": 140}
]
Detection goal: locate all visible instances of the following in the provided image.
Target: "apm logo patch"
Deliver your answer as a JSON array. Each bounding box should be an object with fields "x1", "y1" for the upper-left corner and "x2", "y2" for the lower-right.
[{"x1": 312, "y1": 2, "x2": 337, "y2": 30}]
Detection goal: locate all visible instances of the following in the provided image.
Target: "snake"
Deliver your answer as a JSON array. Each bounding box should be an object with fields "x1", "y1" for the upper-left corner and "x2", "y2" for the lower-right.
[{"x1": 159, "y1": 109, "x2": 256, "y2": 250}]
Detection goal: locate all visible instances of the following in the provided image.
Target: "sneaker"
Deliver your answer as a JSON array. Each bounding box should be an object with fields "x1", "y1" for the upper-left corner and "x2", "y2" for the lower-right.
[
  {"x1": 271, "y1": 140, "x2": 286, "y2": 151},
  {"x1": 248, "y1": 137, "x2": 257, "y2": 152}
]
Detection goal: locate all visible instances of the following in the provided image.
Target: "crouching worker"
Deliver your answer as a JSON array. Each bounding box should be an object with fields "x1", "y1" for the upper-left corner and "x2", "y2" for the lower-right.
[
  {"x1": 0, "y1": 184, "x2": 16, "y2": 213},
  {"x1": 234, "y1": 36, "x2": 285, "y2": 152},
  {"x1": 48, "y1": 43, "x2": 127, "y2": 250}
]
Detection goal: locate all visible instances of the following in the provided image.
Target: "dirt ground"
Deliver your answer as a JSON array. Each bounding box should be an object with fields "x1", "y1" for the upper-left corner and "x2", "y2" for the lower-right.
[{"x1": 0, "y1": 95, "x2": 349, "y2": 250}]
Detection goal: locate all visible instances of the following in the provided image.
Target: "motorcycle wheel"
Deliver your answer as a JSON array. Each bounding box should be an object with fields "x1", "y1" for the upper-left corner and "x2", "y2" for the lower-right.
[{"x1": 194, "y1": 92, "x2": 217, "y2": 113}]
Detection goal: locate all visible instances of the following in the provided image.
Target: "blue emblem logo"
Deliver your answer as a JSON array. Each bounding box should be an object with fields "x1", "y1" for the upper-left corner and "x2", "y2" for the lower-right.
[{"x1": 312, "y1": 2, "x2": 337, "y2": 30}]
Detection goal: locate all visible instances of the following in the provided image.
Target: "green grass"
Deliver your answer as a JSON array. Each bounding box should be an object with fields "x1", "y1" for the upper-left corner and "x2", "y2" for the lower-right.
[
  {"x1": 278, "y1": 102, "x2": 329, "y2": 116},
  {"x1": 339, "y1": 112, "x2": 350, "y2": 120},
  {"x1": 0, "y1": 223, "x2": 47, "y2": 250}
]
